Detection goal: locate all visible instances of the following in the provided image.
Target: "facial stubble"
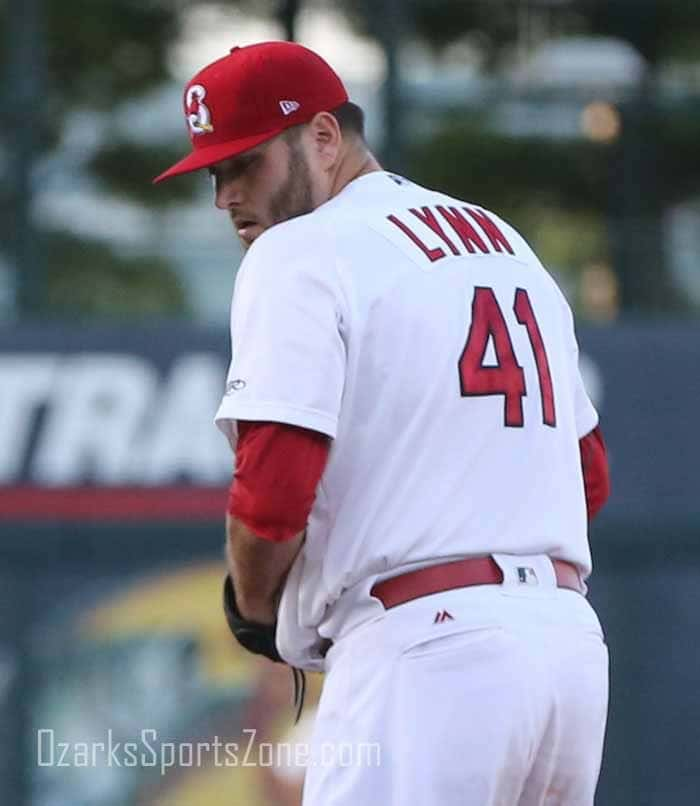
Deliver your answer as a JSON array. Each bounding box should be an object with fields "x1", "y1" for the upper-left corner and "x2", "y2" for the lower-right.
[{"x1": 268, "y1": 140, "x2": 315, "y2": 231}]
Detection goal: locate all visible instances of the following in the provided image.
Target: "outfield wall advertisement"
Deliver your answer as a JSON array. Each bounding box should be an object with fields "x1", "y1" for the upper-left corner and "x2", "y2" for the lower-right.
[{"x1": 0, "y1": 321, "x2": 698, "y2": 526}]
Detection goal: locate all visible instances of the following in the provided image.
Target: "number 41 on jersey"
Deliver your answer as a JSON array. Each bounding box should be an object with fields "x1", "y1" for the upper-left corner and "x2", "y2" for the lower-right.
[{"x1": 458, "y1": 287, "x2": 556, "y2": 428}]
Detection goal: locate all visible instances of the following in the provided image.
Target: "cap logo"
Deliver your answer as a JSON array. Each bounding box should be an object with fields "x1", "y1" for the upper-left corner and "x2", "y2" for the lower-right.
[
  {"x1": 186, "y1": 84, "x2": 214, "y2": 135},
  {"x1": 279, "y1": 100, "x2": 300, "y2": 116}
]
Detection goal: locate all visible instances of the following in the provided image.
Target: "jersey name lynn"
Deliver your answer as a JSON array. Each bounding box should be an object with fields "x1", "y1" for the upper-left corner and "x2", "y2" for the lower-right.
[{"x1": 387, "y1": 205, "x2": 514, "y2": 263}]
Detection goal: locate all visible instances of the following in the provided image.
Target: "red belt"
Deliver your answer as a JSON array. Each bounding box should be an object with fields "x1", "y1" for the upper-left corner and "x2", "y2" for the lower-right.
[{"x1": 370, "y1": 556, "x2": 584, "y2": 609}]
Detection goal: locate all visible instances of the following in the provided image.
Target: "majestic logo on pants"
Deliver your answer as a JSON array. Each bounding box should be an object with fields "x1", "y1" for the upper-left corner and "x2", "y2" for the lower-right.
[{"x1": 434, "y1": 610, "x2": 454, "y2": 624}]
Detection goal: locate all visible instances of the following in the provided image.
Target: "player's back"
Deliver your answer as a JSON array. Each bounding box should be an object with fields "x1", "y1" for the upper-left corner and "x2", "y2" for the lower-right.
[{"x1": 305, "y1": 172, "x2": 596, "y2": 596}]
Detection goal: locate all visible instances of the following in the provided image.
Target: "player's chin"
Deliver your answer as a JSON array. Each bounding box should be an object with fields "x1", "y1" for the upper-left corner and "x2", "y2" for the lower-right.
[{"x1": 236, "y1": 223, "x2": 264, "y2": 249}]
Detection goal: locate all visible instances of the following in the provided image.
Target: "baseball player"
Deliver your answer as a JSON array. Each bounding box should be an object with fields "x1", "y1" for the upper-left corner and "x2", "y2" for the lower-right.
[{"x1": 155, "y1": 41, "x2": 610, "y2": 806}]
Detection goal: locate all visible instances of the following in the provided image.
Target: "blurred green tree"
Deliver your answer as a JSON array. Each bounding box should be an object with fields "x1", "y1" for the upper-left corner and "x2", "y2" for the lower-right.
[
  {"x1": 346, "y1": 0, "x2": 700, "y2": 66},
  {"x1": 0, "y1": 0, "x2": 202, "y2": 316},
  {"x1": 4, "y1": 0, "x2": 699, "y2": 315},
  {"x1": 341, "y1": 0, "x2": 700, "y2": 313}
]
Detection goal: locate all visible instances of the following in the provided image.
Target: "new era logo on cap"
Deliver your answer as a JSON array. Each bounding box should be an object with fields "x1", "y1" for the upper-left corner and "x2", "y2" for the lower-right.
[{"x1": 279, "y1": 100, "x2": 300, "y2": 115}]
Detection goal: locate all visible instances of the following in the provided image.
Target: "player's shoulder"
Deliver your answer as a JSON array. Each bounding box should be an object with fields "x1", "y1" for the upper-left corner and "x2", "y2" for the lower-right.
[
  {"x1": 323, "y1": 172, "x2": 525, "y2": 250},
  {"x1": 318, "y1": 172, "x2": 422, "y2": 220},
  {"x1": 306, "y1": 172, "x2": 438, "y2": 248},
  {"x1": 247, "y1": 210, "x2": 334, "y2": 258},
  {"x1": 237, "y1": 211, "x2": 338, "y2": 288},
  {"x1": 432, "y1": 190, "x2": 529, "y2": 247},
  {"x1": 234, "y1": 211, "x2": 345, "y2": 306}
]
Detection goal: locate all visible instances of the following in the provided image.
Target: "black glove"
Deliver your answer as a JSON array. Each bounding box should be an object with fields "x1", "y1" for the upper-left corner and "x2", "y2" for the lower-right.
[
  {"x1": 223, "y1": 574, "x2": 310, "y2": 723},
  {"x1": 222, "y1": 574, "x2": 283, "y2": 663}
]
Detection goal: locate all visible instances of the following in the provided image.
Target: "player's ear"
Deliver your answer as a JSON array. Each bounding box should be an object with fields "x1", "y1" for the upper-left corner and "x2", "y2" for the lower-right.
[{"x1": 307, "y1": 111, "x2": 342, "y2": 168}]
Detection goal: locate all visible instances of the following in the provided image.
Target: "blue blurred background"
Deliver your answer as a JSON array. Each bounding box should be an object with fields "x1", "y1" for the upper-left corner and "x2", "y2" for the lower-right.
[{"x1": 1, "y1": 1, "x2": 699, "y2": 804}]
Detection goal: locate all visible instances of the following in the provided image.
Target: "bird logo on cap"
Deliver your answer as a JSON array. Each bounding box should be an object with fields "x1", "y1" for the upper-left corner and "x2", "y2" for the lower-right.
[{"x1": 186, "y1": 84, "x2": 214, "y2": 135}]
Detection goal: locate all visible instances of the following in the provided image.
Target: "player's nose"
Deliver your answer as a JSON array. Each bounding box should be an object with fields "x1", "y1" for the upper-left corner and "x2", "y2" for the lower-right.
[{"x1": 213, "y1": 176, "x2": 244, "y2": 211}]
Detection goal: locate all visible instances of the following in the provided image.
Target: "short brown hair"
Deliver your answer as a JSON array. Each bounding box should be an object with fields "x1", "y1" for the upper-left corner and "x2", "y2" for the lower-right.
[
  {"x1": 283, "y1": 101, "x2": 366, "y2": 145},
  {"x1": 330, "y1": 101, "x2": 365, "y2": 140}
]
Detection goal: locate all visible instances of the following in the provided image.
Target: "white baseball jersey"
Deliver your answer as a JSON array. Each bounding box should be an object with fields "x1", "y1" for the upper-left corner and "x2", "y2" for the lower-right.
[{"x1": 215, "y1": 171, "x2": 598, "y2": 669}]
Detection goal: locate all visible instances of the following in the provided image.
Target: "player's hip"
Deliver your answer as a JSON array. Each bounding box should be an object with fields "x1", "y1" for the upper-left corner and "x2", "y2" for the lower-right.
[
  {"x1": 326, "y1": 582, "x2": 604, "y2": 677},
  {"x1": 324, "y1": 554, "x2": 601, "y2": 661}
]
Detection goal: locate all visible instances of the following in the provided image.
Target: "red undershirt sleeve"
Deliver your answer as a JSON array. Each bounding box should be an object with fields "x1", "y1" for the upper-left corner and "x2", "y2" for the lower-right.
[
  {"x1": 579, "y1": 425, "x2": 610, "y2": 521},
  {"x1": 230, "y1": 422, "x2": 608, "y2": 538},
  {"x1": 228, "y1": 420, "x2": 331, "y2": 542}
]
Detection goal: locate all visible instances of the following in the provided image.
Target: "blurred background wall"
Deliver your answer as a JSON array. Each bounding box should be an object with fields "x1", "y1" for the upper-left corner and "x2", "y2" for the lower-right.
[{"x1": 1, "y1": 1, "x2": 699, "y2": 804}]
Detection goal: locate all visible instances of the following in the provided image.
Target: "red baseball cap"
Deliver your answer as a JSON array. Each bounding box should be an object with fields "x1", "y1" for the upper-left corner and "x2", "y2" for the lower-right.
[{"x1": 153, "y1": 41, "x2": 349, "y2": 184}]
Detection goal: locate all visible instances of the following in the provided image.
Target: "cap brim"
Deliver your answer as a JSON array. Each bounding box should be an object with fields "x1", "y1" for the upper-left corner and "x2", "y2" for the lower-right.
[{"x1": 152, "y1": 129, "x2": 282, "y2": 184}]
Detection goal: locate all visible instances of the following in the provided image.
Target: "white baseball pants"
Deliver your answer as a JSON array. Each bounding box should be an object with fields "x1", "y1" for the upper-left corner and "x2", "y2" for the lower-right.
[{"x1": 302, "y1": 557, "x2": 608, "y2": 806}]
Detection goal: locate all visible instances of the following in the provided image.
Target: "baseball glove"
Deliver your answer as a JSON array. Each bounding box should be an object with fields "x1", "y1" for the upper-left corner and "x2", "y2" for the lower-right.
[
  {"x1": 222, "y1": 574, "x2": 306, "y2": 722},
  {"x1": 222, "y1": 574, "x2": 283, "y2": 662}
]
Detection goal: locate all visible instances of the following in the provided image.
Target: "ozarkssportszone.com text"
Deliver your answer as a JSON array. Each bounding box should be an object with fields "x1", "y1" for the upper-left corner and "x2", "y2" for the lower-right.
[{"x1": 36, "y1": 729, "x2": 381, "y2": 774}]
